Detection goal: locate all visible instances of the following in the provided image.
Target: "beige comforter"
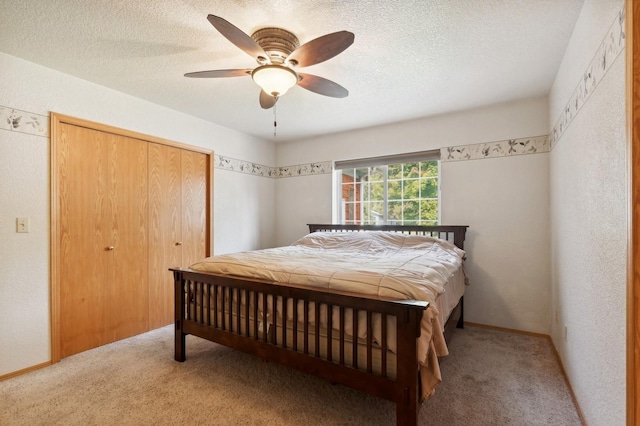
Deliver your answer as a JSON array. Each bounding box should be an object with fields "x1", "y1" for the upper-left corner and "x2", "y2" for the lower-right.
[{"x1": 189, "y1": 231, "x2": 465, "y2": 400}]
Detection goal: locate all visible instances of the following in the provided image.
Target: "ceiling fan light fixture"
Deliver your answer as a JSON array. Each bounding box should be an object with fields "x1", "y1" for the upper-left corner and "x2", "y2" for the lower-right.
[{"x1": 252, "y1": 65, "x2": 298, "y2": 97}]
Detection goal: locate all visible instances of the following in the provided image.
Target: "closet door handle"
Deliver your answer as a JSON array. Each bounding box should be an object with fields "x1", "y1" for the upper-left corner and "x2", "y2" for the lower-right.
[
  {"x1": 175, "y1": 242, "x2": 183, "y2": 246},
  {"x1": 107, "y1": 246, "x2": 115, "y2": 251}
]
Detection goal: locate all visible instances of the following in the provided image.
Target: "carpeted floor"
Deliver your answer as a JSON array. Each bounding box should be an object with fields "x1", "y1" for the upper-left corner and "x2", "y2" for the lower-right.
[{"x1": 0, "y1": 325, "x2": 582, "y2": 425}]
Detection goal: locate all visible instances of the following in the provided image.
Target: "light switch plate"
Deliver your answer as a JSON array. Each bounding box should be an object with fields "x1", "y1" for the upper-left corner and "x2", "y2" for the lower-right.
[{"x1": 16, "y1": 217, "x2": 30, "y2": 233}]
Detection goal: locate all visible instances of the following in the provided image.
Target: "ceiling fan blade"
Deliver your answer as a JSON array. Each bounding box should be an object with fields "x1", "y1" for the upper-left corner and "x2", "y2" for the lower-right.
[
  {"x1": 286, "y1": 31, "x2": 354, "y2": 68},
  {"x1": 297, "y1": 73, "x2": 349, "y2": 98},
  {"x1": 207, "y1": 15, "x2": 270, "y2": 62},
  {"x1": 184, "y1": 69, "x2": 251, "y2": 78},
  {"x1": 259, "y1": 90, "x2": 278, "y2": 109}
]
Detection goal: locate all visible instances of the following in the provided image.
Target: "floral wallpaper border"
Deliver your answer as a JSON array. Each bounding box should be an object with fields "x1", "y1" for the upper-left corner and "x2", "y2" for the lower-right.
[
  {"x1": 277, "y1": 161, "x2": 333, "y2": 177},
  {"x1": 214, "y1": 155, "x2": 279, "y2": 178},
  {"x1": 217, "y1": 134, "x2": 551, "y2": 176},
  {"x1": 441, "y1": 135, "x2": 550, "y2": 162},
  {"x1": 0, "y1": 106, "x2": 49, "y2": 138},
  {"x1": 550, "y1": 6, "x2": 625, "y2": 149},
  {"x1": 215, "y1": 154, "x2": 332, "y2": 178}
]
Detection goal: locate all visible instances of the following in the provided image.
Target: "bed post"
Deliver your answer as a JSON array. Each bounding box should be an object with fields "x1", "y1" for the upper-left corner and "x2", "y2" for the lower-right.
[
  {"x1": 395, "y1": 307, "x2": 423, "y2": 425},
  {"x1": 453, "y1": 227, "x2": 467, "y2": 251},
  {"x1": 173, "y1": 269, "x2": 186, "y2": 362}
]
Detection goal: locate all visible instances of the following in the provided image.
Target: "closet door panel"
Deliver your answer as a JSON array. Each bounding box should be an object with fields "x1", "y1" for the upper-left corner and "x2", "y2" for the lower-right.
[
  {"x1": 106, "y1": 134, "x2": 149, "y2": 341},
  {"x1": 59, "y1": 124, "x2": 110, "y2": 357},
  {"x1": 148, "y1": 143, "x2": 182, "y2": 329},
  {"x1": 181, "y1": 150, "x2": 209, "y2": 266},
  {"x1": 53, "y1": 113, "x2": 212, "y2": 359}
]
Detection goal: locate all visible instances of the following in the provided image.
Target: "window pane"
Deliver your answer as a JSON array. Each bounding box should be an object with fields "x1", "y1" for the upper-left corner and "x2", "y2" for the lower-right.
[
  {"x1": 388, "y1": 201, "x2": 403, "y2": 223},
  {"x1": 388, "y1": 180, "x2": 402, "y2": 200},
  {"x1": 368, "y1": 166, "x2": 384, "y2": 182},
  {"x1": 342, "y1": 168, "x2": 356, "y2": 178},
  {"x1": 344, "y1": 202, "x2": 357, "y2": 222},
  {"x1": 369, "y1": 182, "x2": 384, "y2": 201},
  {"x1": 403, "y1": 163, "x2": 420, "y2": 178},
  {"x1": 388, "y1": 164, "x2": 402, "y2": 179},
  {"x1": 420, "y1": 200, "x2": 438, "y2": 223},
  {"x1": 420, "y1": 161, "x2": 438, "y2": 177},
  {"x1": 419, "y1": 177, "x2": 438, "y2": 199},
  {"x1": 338, "y1": 159, "x2": 439, "y2": 226},
  {"x1": 354, "y1": 167, "x2": 369, "y2": 180},
  {"x1": 362, "y1": 181, "x2": 370, "y2": 201},
  {"x1": 342, "y1": 183, "x2": 354, "y2": 202},
  {"x1": 403, "y1": 200, "x2": 419, "y2": 221},
  {"x1": 363, "y1": 201, "x2": 384, "y2": 224},
  {"x1": 403, "y1": 179, "x2": 419, "y2": 199}
]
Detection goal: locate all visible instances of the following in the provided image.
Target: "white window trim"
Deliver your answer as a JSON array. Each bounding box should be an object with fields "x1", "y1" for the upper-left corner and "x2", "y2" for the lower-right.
[{"x1": 333, "y1": 151, "x2": 441, "y2": 225}]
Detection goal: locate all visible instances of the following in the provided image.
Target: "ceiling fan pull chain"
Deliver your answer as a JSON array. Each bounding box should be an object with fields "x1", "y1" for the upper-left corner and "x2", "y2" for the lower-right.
[{"x1": 273, "y1": 102, "x2": 277, "y2": 138}]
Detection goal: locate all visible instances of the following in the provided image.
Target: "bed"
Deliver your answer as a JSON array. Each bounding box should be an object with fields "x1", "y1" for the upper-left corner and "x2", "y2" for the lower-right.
[{"x1": 171, "y1": 224, "x2": 468, "y2": 425}]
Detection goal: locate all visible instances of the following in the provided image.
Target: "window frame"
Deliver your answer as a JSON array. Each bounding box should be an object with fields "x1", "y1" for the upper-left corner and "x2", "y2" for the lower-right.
[{"x1": 333, "y1": 151, "x2": 441, "y2": 226}]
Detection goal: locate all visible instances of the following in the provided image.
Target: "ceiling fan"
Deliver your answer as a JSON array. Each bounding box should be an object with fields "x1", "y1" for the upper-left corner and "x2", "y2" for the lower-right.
[{"x1": 185, "y1": 15, "x2": 354, "y2": 109}]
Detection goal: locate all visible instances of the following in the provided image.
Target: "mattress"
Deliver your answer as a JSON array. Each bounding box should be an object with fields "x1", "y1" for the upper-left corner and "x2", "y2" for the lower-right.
[{"x1": 436, "y1": 268, "x2": 465, "y2": 330}]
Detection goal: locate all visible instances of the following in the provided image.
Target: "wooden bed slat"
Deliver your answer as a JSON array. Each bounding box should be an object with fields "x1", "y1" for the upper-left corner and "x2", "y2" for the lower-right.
[
  {"x1": 382, "y1": 313, "x2": 388, "y2": 378},
  {"x1": 339, "y1": 306, "x2": 345, "y2": 365},
  {"x1": 262, "y1": 293, "x2": 268, "y2": 342},
  {"x1": 352, "y1": 308, "x2": 358, "y2": 370},
  {"x1": 314, "y1": 302, "x2": 321, "y2": 358},
  {"x1": 228, "y1": 287, "x2": 233, "y2": 333},
  {"x1": 293, "y1": 297, "x2": 299, "y2": 351},
  {"x1": 282, "y1": 296, "x2": 288, "y2": 349},
  {"x1": 367, "y1": 311, "x2": 373, "y2": 373},
  {"x1": 253, "y1": 291, "x2": 258, "y2": 340},
  {"x1": 244, "y1": 290, "x2": 250, "y2": 337},
  {"x1": 327, "y1": 303, "x2": 333, "y2": 362},
  {"x1": 272, "y1": 295, "x2": 277, "y2": 344},
  {"x1": 236, "y1": 289, "x2": 241, "y2": 334},
  {"x1": 303, "y1": 300, "x2": 309, "y2": 355},
  {"x1": 213, "y1": 284, "x2": 219, "y2": 328}
]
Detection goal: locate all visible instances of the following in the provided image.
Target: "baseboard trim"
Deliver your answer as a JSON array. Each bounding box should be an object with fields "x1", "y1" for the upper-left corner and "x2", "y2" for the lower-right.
[
  {"x1": 0, "y1": 361, "x2": 52, "y2": 382},
  {"x1": 464, "y1": 321, "x2": 549, "y2": 338},
  {"x1": 463, "y1": 321, "x2": 587, "y2": 425}
]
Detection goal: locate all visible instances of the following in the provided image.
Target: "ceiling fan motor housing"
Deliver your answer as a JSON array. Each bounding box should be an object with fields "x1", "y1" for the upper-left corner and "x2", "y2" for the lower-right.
[{"x1": 251, "y1": 27, "x2": 300, "y2": 65}]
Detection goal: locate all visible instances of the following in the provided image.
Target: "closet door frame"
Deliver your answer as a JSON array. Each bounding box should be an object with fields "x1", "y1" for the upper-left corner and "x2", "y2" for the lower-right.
[
  {"x1": 629, "y1": 0, "x2": 639, "y2": 424},
  {"x1": 50, "y1": 113, "x2": 213, "y2": 363}
]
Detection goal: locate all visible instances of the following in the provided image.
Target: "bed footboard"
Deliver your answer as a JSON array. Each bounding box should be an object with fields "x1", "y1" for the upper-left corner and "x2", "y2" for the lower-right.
[{"x1": 172, "y1": 267, "x2": 428, "y2": 426}]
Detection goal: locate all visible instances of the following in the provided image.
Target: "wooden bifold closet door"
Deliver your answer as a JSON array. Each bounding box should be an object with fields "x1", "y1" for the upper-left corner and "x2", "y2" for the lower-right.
[
  {"x1": 148, "y1": 144, "x2": 208, "y2": 329},
  {"x1": 52, "y1": 114, "x2": 212, "y2": 361},
  {"x1": 58, "y1": 124, "x2": 149, "y2": 358}
]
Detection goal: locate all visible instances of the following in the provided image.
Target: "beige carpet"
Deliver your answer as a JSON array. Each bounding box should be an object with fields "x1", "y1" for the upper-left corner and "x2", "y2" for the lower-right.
[{"x1": 0, "y1": 325, "x2": 581, "y2": 425}]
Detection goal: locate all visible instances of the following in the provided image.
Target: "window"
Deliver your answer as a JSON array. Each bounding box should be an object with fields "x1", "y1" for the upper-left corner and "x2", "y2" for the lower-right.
[{"x1": 334, "y1": 151, "x2": 440, "y2": 225}]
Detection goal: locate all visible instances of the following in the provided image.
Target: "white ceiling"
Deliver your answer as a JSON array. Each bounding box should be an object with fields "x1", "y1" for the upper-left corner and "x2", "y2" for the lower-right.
[{"x1": 0, "y1": 1, "x2": 585, "y2": 142}]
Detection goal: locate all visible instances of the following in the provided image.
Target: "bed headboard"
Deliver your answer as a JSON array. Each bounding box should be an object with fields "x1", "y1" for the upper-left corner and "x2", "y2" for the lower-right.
[{"x1": 307, "y1": 224, "x2": 469, "y2": 250}]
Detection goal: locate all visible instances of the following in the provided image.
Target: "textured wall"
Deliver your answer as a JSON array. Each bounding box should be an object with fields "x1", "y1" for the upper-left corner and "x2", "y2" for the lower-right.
[
  {"x1": 443, "y1": 154, "x2": 550, "y2": 333},
  {"x1": 548, "y1": 0, "x2": 627, "y2": 424},
  {"x1": 275, "y1": 96, "x2": 552, "y2": 334},
  {"x1": 0, "y1": 130, "x2": 50, "y2": 376},
  {"x1": 0, "y1": 52, "x2": 276, "y2": 376}
]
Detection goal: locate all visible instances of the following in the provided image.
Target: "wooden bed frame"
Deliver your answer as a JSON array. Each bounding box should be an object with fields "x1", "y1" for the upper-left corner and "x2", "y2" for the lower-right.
[{"x1": 171, "y1": 224, "x2": 468, "y2": 425}]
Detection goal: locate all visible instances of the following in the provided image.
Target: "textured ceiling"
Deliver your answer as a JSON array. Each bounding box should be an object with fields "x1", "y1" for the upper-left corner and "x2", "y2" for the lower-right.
[{"x1": 0, "y1": 0, "x2": 585, "y2": 142}]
